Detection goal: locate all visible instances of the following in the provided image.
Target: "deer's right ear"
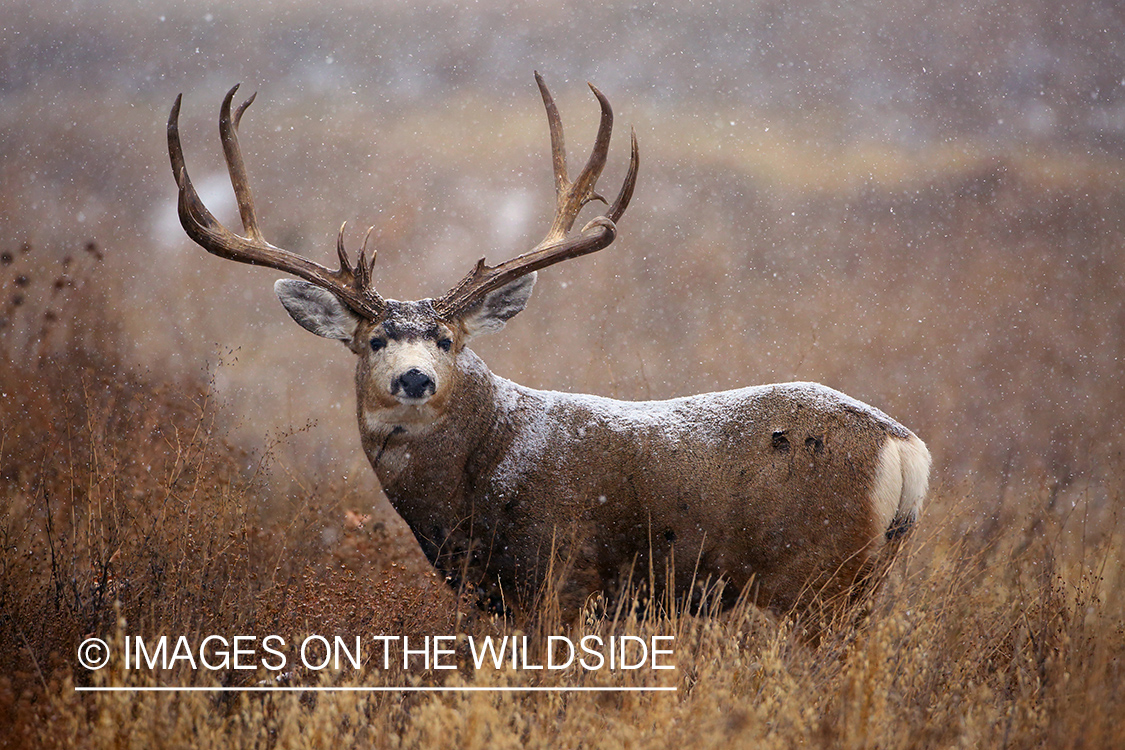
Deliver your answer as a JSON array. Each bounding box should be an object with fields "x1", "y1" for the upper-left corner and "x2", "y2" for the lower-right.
[{"x1": 275, "y1": 279, "x2": 362, "y2": 342}]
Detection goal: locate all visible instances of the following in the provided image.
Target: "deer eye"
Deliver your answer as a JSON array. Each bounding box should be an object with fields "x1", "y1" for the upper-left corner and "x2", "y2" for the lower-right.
[
  {"x1": 370, "y1": 337, "x2": 387, "y2": 352},
  {"x1": 437, "y1": 338, "x2": 453, "y2": 352}
]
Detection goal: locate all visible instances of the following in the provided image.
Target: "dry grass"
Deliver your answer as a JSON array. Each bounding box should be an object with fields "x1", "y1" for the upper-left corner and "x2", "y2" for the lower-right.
[{"x1": 2, "y1": 63, "x2": 1125, "y2": 748}]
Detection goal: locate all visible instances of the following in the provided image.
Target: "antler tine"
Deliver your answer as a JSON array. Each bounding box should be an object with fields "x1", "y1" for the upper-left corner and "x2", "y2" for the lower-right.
[
  {"x1": 355, "y1": 226, "x2": 377, "y2": 289},
  {"x1": 607, "y1": 127, "x2": 639, "y2": 223},
  {"x1": 336, "y1": 221, "x2": 352, "y2": 269},
  {"x1": 536, "y1": 73, "x2": 615, "y2": 244},
  {"x1": 362, "y1": 226, "x2": 377, "y2": 273},
  {"x1": 570, "y1": 83, "x2": 614, "y2": 201},
  {"x1": 536, "y1": 71, "x2": 569, "y2": 198},
  {"x1": 220, "y1": 85, "x2": 263, "y2": 242},
  {"x1": 168, "y1": 89, "x2": 386, "y2": 319},
  {"x1": 432, "y1": 74, "x2": 638, "y2": 320}
]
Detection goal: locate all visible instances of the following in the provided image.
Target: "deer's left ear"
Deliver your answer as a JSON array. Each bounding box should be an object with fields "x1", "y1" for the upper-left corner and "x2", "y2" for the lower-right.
[{"x1": 459, "y1": 272, "x2": 536, "y2": 340}]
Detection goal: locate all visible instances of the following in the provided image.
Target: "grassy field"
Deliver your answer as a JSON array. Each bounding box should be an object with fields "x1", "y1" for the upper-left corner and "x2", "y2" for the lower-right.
[
  {"x1": 2, "y1": 6, "x2": 1125, "y2": 743},
  {"x1": 2, "y1": 132, "x2": 1123, "y2": 746}
]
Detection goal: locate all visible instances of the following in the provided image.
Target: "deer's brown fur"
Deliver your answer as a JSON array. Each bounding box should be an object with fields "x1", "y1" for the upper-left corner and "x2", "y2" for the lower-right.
[
  {"x1": 169, "y1": 77, "x2": 930, "y2": 626},
  {"x1": 358, "y1": 343, "x2": 927, "y2": 618}
]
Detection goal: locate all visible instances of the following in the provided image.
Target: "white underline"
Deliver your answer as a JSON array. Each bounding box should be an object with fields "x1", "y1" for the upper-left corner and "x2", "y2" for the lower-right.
[{"x1": 76, "y1": 686, "x2": 676, "y2": 693}]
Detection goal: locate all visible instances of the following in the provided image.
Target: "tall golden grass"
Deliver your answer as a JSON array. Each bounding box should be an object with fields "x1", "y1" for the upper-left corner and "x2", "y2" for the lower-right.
[{"x1": 2, "y1": 88, "x2": 1124, "y2": 747}]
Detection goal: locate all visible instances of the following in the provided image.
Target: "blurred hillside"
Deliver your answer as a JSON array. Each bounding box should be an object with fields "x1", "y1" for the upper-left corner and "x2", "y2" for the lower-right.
[
  {"x1": 1, "y1": 0, "x2": 1123, "y2": 510},
  {"x1": 4, "y1": 0, "x2": 1125, "y2": 147}
]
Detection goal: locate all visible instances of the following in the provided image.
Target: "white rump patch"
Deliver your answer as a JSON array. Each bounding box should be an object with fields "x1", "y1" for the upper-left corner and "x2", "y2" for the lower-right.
[
  {"x1": 871, "y1": 433, "x2": 932, "y2": 537},
  {"x1": 897, "y1": 434, "x2": 931, "y2": 524}
]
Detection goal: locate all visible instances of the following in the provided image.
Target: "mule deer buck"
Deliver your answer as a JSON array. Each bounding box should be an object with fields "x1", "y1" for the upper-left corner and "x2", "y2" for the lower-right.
[{"x1": 168, "y1": 76, "x2": 930, "y2": 626}]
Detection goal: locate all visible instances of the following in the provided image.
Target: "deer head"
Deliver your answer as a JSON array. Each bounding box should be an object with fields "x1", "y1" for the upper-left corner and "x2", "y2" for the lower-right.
[{"x1": 168, "y1": 74, "x2": 638, "y2": 434}]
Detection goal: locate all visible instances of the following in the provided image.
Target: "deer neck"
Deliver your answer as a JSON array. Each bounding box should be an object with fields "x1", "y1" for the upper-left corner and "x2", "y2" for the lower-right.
[{"x1": 358, "y1": 348, "x2": 515, "y2": 509}]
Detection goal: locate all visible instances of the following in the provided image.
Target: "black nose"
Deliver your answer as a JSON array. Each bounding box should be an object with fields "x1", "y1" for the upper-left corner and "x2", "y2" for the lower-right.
[{"x1": 396, "y1": 368, "x2": 435, "y2": 399}]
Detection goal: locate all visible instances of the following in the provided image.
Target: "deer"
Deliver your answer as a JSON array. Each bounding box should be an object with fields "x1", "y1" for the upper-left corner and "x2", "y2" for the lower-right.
[{"x1": 167, "y1": 75, "x2": 930, "y2": 629}]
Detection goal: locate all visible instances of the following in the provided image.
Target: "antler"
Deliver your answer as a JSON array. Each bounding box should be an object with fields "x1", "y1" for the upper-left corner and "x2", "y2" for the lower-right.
[
  {"x1": 432, "y1": 72, "x2": 639, "y2": 320},
  {"x1": 168, "y1": 85, "x2": 386, "y2": 319}
]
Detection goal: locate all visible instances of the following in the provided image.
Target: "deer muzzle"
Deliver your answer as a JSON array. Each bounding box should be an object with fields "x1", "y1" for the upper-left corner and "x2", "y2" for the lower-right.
[{"x1": 392, "y1": 368, "x2": 436, "y2": 401}]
